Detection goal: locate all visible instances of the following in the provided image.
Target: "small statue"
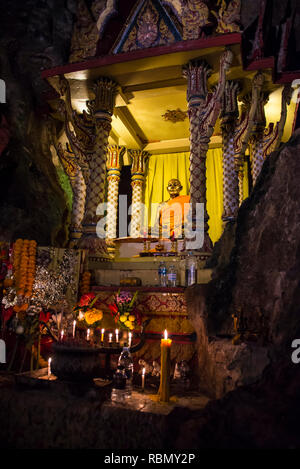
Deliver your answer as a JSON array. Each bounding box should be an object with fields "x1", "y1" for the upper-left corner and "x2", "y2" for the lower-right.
[
  {"x1": 173, "y1": 360, "x2": 190, "y2": 381},
  {"x1": 138, "y1": 359, "x2": 153, "y2": 375},
  {"x1": 152, "y1": 360, "x2": 161, "y2": 377}
]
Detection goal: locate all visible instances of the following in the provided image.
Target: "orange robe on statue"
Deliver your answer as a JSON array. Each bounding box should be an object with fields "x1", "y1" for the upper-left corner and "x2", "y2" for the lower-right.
[{"x1": 160, "y1": 194, "x2": 190, "y2": 235}]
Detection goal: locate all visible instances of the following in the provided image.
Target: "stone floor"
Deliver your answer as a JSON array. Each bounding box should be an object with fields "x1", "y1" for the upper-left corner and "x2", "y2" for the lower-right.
[{"x1": 0, "y1": 372, "x2": 210, "y2": 449}]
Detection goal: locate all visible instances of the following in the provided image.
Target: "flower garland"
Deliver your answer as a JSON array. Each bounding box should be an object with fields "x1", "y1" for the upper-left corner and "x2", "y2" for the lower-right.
[
  {"x1": 80, "y1": 271, "x2": 91, "y2": 295},
  {"x1": 13, "y1": 239, "x2": 37, "y2": 312}
]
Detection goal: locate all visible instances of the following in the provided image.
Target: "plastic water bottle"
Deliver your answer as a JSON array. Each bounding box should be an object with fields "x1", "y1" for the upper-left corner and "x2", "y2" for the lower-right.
[
  {"x1": 118, "y1": 346, "x2": 134, "y2": 398},
  {"x1": 168, "y1": 264, "x2": 177, "y2": 287},
  {"x1": 158, "y1": 261, "x2": 168, "y2": 287},
  {"x1": 185, "y1": 252, "x2": 197, "y2": 286},
  {"x1": 111, "y1": 365, "x2": 127, "y2": 403}
]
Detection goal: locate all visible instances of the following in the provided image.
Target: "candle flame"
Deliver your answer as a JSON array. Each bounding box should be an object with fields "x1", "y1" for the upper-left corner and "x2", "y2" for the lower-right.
[
  {"x1": 48, "y1": 357, "x2": 52, "y2": 364},
  {"x1": 142, "y1": 367, "x2": 146, "y2": 376},
  {"x1": 164, "y1": 329, "x2": 168, "y2": 340},
  {"x1": 101, "y1": 328, "x2": 105, "y2": 333}
]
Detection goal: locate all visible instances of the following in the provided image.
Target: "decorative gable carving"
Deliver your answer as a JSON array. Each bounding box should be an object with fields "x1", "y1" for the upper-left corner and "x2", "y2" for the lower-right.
[{"x1": 112, "y1": 0, "x2": 182, "y2": 54}]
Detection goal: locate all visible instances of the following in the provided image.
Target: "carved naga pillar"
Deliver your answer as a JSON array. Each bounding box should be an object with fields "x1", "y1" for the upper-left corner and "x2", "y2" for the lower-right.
[
  {"x1": 80, "y1": 79, "x2": 118, "y2": 253},
  {"x1": 106, "y1": 145, "x2": 125, "y2": 242},
  {"x1": 220, "y1": 80, "x2": 240, "y2": 222},
  {"x1": 55, "y1": 142, "x2": 86, "y2": 245},
  {"x1": 183, "y1": 49, "x2": 233, "y2": 250},
  {"x1": 262, "y1": 84, "x2": 292, "y2": 160},
  {"x1": 249, "y1": 91, "x2": 269, "y2": 186},
  {"x1": 58, "y1": 76, "x2": 118, "y2": 255},
  {"x1": 233, "y1": 72, "x2": 264, "y2": 205},
  {"x1": 129, "y1": 150, "x2": 149, "y2": 238}
]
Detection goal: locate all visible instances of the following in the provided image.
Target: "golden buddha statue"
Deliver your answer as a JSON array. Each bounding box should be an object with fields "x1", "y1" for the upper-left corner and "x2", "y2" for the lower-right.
[{"x1": 160, "y1": 179, "x2": 190, "y2": 236}]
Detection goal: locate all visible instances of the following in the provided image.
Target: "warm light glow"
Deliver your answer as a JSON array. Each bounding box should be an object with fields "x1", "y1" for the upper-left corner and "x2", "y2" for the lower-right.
[
  {"x1": 72, "y1": 320, "x2": 76, "y2": 338},
  {"x1": 115, "y1": 329, "x2": 119, "y2": 342},
  {"x1": 87, "y1": 329, "x2": 90, "y2": 340},
  {"x1": 109, "y1": 333, "x2": 113, "y2": 343},
  {"x1": 164, "y1": 329, "x2": 168, "y2": 340},
  {"x1": 142, "y1": 367, "x2": 146, "y2": 376},
  {"x1": 60, "y1": 330, "x2": 64, "y2": 340}
]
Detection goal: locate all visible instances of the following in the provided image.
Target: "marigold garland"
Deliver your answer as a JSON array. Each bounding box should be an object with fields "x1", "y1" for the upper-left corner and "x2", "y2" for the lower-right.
[
  {"x1": 80, "y1": 271, "x2": 91, "y2": 295},
  {"x1": 13, "y1": 238, "x2": 37, "y2": 312}
]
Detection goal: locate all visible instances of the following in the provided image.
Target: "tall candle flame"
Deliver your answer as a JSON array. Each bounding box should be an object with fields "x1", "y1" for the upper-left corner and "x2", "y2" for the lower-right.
[{"x1": 164, "y1": 329, "x2": 168, "y2": 340}]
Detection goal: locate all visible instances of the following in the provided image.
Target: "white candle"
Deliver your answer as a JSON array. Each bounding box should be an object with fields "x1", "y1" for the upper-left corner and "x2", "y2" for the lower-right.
[
  {"x1": 128, "y1": 332, "x2": 132, "y2": 347},
  {"x1": 101, "y1": 328, "x2": 105, "y2": 342},
  {"x1": 48, "y1": 357, "x2": 52, "y2": 377},
  {"x1": 109, "y1": 333, "x2": 112, "y2": 343},
  {"x1": 87, "y1": 328, "x2": 90, "y2": 341},
  {"x1": 115, "y1": 329, "x2": 119, "y2": 343},
  {"x1": 72, "y1": 320, "x2": 76, "y2": 338},
  {"x1": 142, "y1": 367, "x2": 145, "y2": 390},
  {"x1": 60, "y1": 330, "x2": 64, "y2": 341}
]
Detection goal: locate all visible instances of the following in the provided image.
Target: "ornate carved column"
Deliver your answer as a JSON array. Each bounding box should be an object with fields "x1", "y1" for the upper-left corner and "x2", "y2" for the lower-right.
[
  {"x1": 250, "y1": 84, "x2": 292, "y2": 186},
  {"x1": 106, "y1": 145, "x2": 125, "y2": 242},
  {"x1": 183, "y1": 49, "x2": 233, "y2": 250},
  {"x1": 233, "y1": 72, "x2": 265, "y2": 205},
  {"x1": 262, "y1": 84, "x2": 292, "y2": 159},
  {"x1": 249, "y1": 91, "x2": 268, "y2": 186},
  {"x1": 55, "y1": 142, "x2": 86, "y2": 245},
  {"x1": 220, "y1": 80, "x2": 240, "y2": 222},
  {"x1": 129, "y1": 150, "x2": 149, "y2": 238},
  {"x1": 59, "y1": 76, "x2": 118, "y2": 256}
]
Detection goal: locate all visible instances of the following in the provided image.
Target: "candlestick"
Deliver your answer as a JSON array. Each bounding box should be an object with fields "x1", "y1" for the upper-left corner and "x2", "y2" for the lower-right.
[
  {"x1": 47, "y1": 357, "x2": 52, "y2": 378},
  {"x1": 101, "y1": 328, "x2": 105, "y2": 343},
  {"x1": 128, "y1": 331, "x2": 132, "y2": 347},
  {"x1": 87, "y1": 328, "x2": 90, "y2": 341},
  {"x1": 60, "y1": 330, "x2": 64, "y2": 341},
  {"x1": 142, "y1": 367, "x2": 145, "y2": 391},
  {"x1": 115, "y1": 329, "x2": 119, "y2": 343},
  {"x1": 109, "y1": 333, "x2": 112, "y2": 343},
  {"x1": 159, "y1": 329, "x2": 172, "y2": 402},
  {"x1": 72, "y1": 320, "x2": 76, "y2": 338}
]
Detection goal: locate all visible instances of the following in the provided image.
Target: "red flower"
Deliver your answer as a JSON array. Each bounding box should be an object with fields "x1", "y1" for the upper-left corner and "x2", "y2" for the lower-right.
[
  {"x1": 79, "y1": 293, "x2": 95, "y2": 307},
  {"x1": 109, "y1": 303, "x2": 118, "y2": 318},
  {"x1": 2, "y1": 306, "x2": 14, "y2": 323},
  {"x1": 39, "y1": 311, "x2": 51, "y2": 323}
]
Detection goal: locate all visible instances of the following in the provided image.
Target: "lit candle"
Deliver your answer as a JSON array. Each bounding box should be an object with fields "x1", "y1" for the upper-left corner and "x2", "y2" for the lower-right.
[
  {"x1": 48, "y1": 357, "x2": 52, "y2": 378},
  {"x1": 87, "y1": 328, "x2": 90, "y2": 341},
  {"x1": 72, "y1": 320, "x2": 76, "y2": 338},
  {"x1": 109, "y1": 333, "x2": 112, "y2": 343},
  {"x1": 159, "y1": 329, "x2": 172, "y2": 402},
  {"x1": 60, "y1": 330, "x2": 64, "y2": 341},
  {"x1": 128, "y1": 331, "x2": 132, "y2": 347},
  {"x1": 101, "y1": 328, "x2": 105, "y2": 343},
  {"x1": 115, "y1": 328, "x2": 119, "y2": 343},
  {"x1": 142, "y1": 367, "x2": 146, "y2": 391}
]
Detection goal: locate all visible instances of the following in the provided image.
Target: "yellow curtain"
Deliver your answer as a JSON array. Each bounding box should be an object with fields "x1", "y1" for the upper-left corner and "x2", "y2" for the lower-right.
[
  {"x1": 206, "y1": 148, "x2": 223, "y2": 243},
  {"x1": 144, "y1": 150, "x2": 249, "y2": 244}
]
